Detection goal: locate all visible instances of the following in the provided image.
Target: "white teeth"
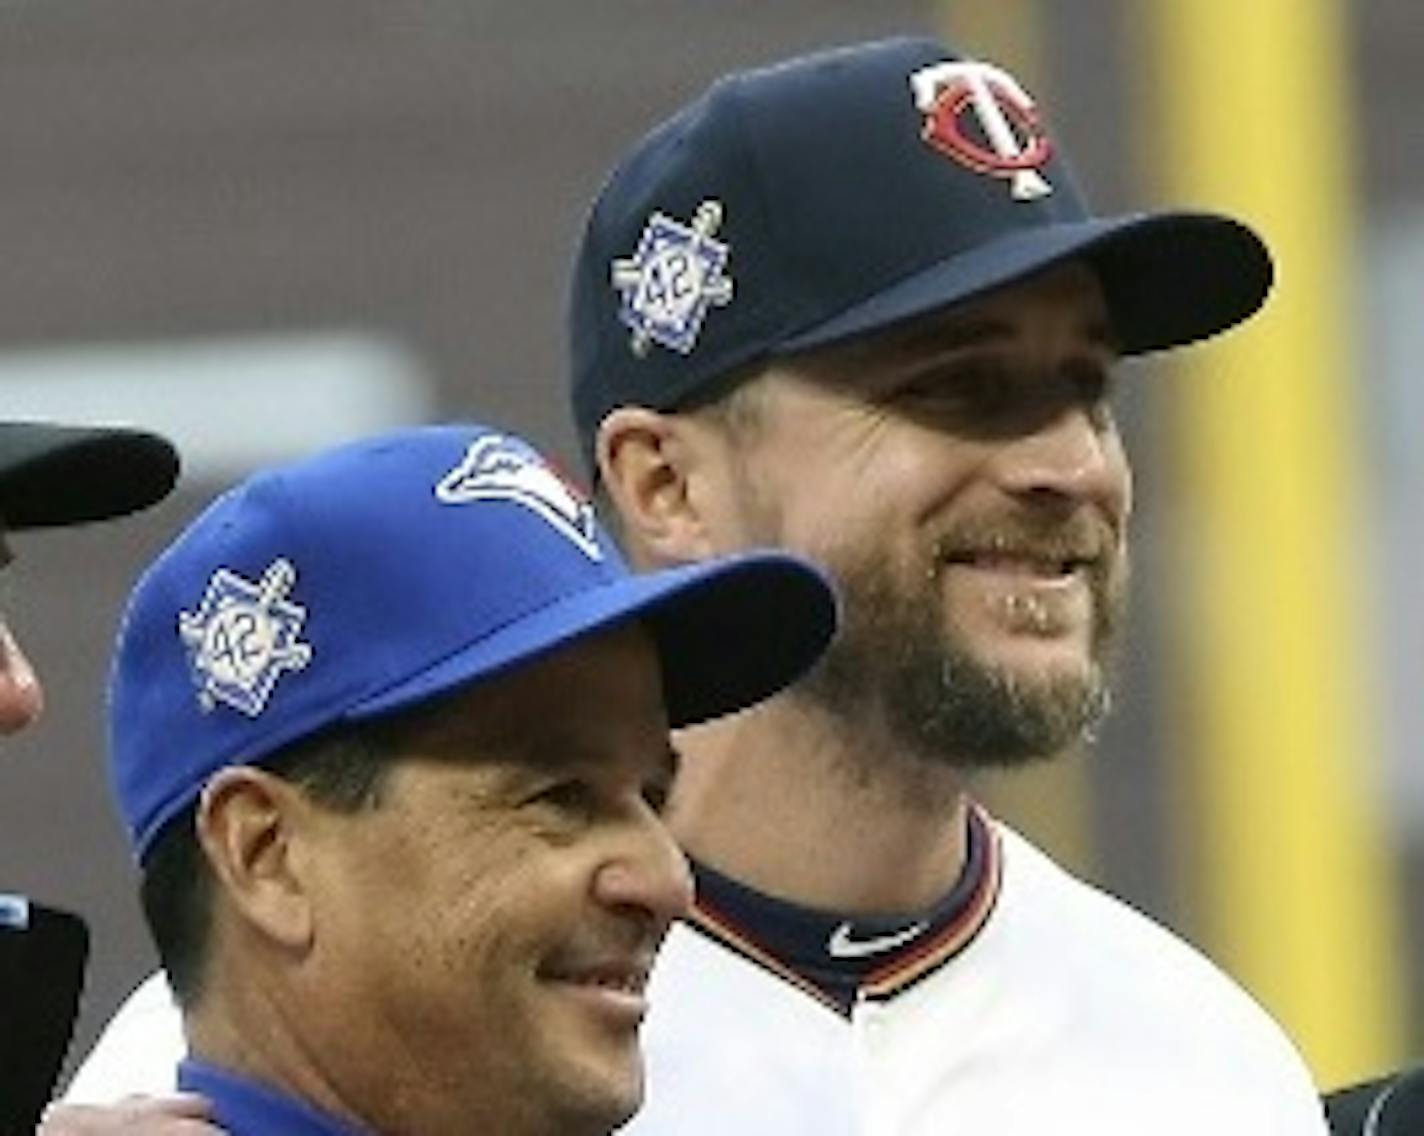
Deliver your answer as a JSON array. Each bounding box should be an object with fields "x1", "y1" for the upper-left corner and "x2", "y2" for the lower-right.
[
  {"x1": 959, "y1": 554, "x2": 1088, "y2": 577},
  {"x1": 545, "y1": 954, "x2": 652, "y2": 995}
]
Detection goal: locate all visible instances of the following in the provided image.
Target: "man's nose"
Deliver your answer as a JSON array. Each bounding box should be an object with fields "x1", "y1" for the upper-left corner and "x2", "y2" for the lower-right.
[
  {"x1": 593, "y1": 812, "x2": 696, "y2": 929},
  {"x1": 995, "y1": 403, "x2": 1126, "y2": 509},
  {"x1": 0, "y1": 617, "x2": 44, "y2": 736}
]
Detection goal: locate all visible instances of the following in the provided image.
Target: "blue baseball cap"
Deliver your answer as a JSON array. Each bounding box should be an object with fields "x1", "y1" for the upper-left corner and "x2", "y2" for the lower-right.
[
  {"x1": 109, "y1": 424, "x2": 837, "y2": 860},
  {"x1": 569, "y1": 36, "x2": 1272, "y2": 471},
  {"x1": 0, "y1": 421, "x2": 178, "y2": 530}
]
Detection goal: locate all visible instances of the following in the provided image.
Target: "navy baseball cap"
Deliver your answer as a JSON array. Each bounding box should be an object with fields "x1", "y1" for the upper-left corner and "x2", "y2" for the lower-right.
[
  {"x1": 569, "y1": 36, "x2": 1273, "y2": 470},
  {"x1": 109, "y1": 424, "x2": 836, "y2": 859},
  {"x1": 0, "y1": 421, "x2": 179, "y2": 530}
]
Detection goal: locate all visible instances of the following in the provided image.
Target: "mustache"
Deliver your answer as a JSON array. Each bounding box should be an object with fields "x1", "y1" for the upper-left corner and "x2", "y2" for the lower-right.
[
  {"x1": 929, "y1": 509, "x2": 1122, "y2": 569},
  {"x1": 539, "y1": 915, "x2": 669, "y2": 977},
  {"x1": 538, "y1": 933, "x2": 665, "y2": 990},
  {"x1": 928, "y1": 509, "x2": 1129, "y2": 646}
]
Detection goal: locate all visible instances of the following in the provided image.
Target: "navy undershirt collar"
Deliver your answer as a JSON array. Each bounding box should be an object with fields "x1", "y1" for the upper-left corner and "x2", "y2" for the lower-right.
[
  {"x1": 690, "y1": 805, "x2": 988, "y2": 1014},
  {"x1": 178, "y1": 1058, "x2": 369, "y2": 1136}
]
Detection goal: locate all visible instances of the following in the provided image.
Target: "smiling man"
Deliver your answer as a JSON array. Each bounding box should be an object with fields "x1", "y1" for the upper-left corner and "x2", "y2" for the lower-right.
[
  {"x1": 90, "y1": 423, "x2": 833, "y2": 1135},
  {"x1": 565, "y1": 36, "x2": 1329, "y2": 1133}
]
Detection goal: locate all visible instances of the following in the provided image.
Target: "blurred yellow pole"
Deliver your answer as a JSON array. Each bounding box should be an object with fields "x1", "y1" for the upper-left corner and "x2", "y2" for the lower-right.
[
  {"x1": 937, "y1": 0, "x2": 1096, "y2": 880},
  {"x1": 1139, "y1": 0, "x2": 1405, "y2": 1085}
]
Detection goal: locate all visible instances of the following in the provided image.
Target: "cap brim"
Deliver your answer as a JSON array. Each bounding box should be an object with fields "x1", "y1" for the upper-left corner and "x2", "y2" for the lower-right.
[
  {"x1": 348, "y1": 550, "x2": 837, "y2": 729},
  {"x1": 1374, "y1": 1069, "x2": 1424, "y2": 1135},
  {"x1": 0, "y1": 423, "x2": 180, "y2": 530},
  {"x1": 782, "y1": 211, "x2": 1272, "y2": 358}
]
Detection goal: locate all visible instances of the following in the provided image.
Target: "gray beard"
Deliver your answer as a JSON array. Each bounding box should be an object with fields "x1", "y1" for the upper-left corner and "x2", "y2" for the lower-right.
[{"x1": 793, "y1": 551, "x2": 1120, "y2": 770}]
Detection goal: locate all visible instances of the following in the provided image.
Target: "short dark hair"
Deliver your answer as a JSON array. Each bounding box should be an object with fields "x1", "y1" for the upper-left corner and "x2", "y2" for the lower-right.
[{"x1": 139, "y1": 712, "x2": 414, "y2": 1007}]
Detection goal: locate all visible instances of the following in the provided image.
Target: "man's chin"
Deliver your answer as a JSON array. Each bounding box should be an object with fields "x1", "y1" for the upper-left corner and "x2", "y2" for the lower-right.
[
  {"x1": 539, "y1": 1015, "x2": 647, "y2": 1134},
  {"x1": 546, "y1": 1056, "x2": 645, "y2": 1136},
  {"x1": 894, "y1": 642, "x2": 1113, "y2": 769},
  {"x1": 968, "y1": 627, "x2": 1097, "y2": 674}
]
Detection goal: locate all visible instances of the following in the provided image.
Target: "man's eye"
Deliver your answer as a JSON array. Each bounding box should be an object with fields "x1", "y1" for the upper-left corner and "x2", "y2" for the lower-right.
[
  {"x1": 1063, "y1": 363, "x2": 1118, "y2": 432},
  {"x1": 1066, "y1": 362, "x2": 1115, "y2": 407},
  {"x1": 532, "y1": 781, "x2": 595, "y2": 815},
  {"x1": 889, "y1": 371, "x2": 964, "y2": 402},
  {"x1": 889, "y1": 363, "x2": 1002, "y2": 410},
  {"x1": 641, "y1": 778, "x2": 672, "y2": 816}
]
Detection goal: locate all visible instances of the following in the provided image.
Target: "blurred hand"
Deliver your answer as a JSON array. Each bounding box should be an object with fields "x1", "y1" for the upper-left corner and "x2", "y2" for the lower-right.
[{"x1": 37, "y1": 1094, "x2": 221, "y2": 1135}]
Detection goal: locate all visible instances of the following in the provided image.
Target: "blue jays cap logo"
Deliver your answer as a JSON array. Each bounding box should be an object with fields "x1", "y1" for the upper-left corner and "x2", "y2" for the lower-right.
[
  {"x1": 610, "y1": 199, "x2": 734, "y2": 357},
  {"x1": 435, "y1": 434, "x2": 603, "y2": 561},
  {"x1": 178, "y1": 559, "x2": 313, "y2": 717}
]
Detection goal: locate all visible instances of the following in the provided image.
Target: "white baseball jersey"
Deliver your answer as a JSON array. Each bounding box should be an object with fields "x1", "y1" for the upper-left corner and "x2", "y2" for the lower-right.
[{"x1": 66, "y1": 807, "x2": 1328, "y2": 1134}]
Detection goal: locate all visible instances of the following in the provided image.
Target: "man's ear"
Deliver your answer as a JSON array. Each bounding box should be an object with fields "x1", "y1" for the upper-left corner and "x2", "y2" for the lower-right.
[
  {"x1": 195, "y1": 767, "x2": 315, "y2": 953},
  {"x1": 597, "y1": 407, "x2": 721, "y2": 565}
]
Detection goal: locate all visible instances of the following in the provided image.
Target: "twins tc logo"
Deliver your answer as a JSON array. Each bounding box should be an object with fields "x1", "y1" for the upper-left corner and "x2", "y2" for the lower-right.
[
  {"x1": 909, "y1": 61, "x2": 1054, "y2": 201},
  {"x1": 178, "y1": 559, "x2": 313, "y2": 717}
]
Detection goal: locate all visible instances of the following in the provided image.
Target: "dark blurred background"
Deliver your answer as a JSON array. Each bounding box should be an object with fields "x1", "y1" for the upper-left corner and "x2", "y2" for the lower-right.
[{"x1": 0, "y1": 0, "x2": 1418, "y2": 1092}]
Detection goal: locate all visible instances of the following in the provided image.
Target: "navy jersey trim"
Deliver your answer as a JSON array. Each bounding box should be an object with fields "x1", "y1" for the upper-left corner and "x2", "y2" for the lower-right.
[{"x1": 686, "y1": 801, "x2": 1002, "y2": 1015}]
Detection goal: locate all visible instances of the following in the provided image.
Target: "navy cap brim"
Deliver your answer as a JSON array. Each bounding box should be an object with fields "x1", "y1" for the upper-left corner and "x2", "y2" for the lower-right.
[
  {"x1": 347, "y1": 550, "x2": 837, "y2": 729},
  {"x1": 781, "y1": 211, "x2": 1272, "y2": 358},
  {"x1": 0, "y1": 422, "x2": 180, "y2": 531}
]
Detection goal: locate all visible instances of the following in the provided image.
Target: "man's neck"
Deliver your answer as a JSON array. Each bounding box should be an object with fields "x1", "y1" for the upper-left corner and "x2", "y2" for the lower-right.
[{"x1": 668, "y1": 694, "x2": 970, "y2": 915}]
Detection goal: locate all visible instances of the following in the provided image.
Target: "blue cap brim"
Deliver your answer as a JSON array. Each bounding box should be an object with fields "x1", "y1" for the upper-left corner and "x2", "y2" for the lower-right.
[
  {"x1": 347, "y1": 550, "x2": 837, "y2": 729},
  {"x1": 781, "y1": 211, "x2": 1271, "y2": 358}
]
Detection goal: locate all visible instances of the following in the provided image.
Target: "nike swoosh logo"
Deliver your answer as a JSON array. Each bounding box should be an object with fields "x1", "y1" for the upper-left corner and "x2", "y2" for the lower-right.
[{"x1": 826, "y1": 920, "x2": 929, "y2": 959}]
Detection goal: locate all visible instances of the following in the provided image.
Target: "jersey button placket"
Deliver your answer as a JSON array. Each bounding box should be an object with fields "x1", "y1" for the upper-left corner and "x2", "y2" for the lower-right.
[{"x1": 852, "y1": 998, "x2": 899, "y2": 1136}]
